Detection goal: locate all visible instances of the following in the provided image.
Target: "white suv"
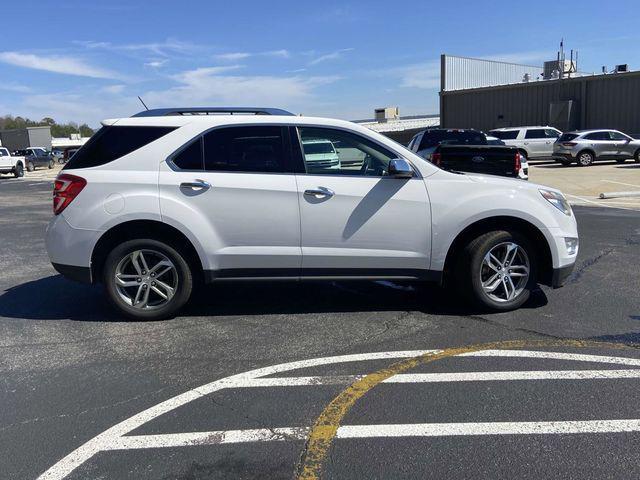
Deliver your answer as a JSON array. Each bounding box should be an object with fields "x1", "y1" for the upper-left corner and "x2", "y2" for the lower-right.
[
  {"x1": 489, "y1": 127, "x2": 562, "y2": 160},
  {"x1": 45, "y1": 107, "x2": 578, "y2": 320}
]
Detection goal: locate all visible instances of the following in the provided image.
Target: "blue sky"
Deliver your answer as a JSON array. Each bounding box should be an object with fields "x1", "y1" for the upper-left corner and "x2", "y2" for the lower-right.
[{"x1": 0, "y1": 0, "x2": 638, "y2": 126}]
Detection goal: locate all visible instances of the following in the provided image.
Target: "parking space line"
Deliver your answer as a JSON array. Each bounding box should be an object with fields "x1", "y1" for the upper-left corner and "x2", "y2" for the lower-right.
[
  {"x1": 244, "y1": 369, "x2": 640, "y2": 388},
  {"x1": 462, "y1": 349, "x2": 640, "y2": 366},
  {"x1": 602, "y1": 179, "x2": 640, "y2": 189},
  {"x1": 105, "y1": 418, "x2": 640, "y2": 451}
]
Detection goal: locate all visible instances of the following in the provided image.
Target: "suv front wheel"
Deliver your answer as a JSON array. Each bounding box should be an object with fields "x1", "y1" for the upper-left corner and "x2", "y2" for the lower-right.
[
  {"x1": 103, "y1": 239, "x2": 193, "y2": 320},
  {"x1": 456, "y1": 230, "x2": 537, "y2": 311}
]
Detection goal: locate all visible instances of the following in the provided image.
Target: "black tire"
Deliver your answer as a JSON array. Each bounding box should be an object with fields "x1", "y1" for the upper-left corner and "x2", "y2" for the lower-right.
[
  {"x1": 560, "y1": 159, "x2": 572, "y2": 167},
  {"x1": 48, "y1": 160, "x2": 54, "y2": 169},
  {"x1": 103, "y1": 239, "x2": 193, "y2": 320},
  {"x1": 577, "y1": 151, "x2": 594, "y2": 167},
  {"x1": 27, "y1": 161, "x2": 35, "y2": 172},
  {"x1": 616, "y1": 159, "x2": 626, "y2": 164},
  {"x1": 454, "y1": 230, "x2": 537, "y2": 312},
  {"x1": 14, "y1": 163, "x2": 24, "y2": 178},
  {"x1": 634, "y1": 149, "x2": 640, "y2": 163}
]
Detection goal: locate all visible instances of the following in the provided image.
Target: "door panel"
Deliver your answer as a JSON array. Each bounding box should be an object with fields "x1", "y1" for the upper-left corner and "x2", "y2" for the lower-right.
[
  {"x1": 159, "y1": 167, "x2": 301, "y2": 271},
  {"x1": 296, "y1": 175, "x2": 431, "y2": 272}
]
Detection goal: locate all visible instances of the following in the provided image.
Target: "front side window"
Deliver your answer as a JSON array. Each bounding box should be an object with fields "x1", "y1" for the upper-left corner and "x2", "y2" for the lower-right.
[
  {"x1": 525, "y1": 129, "x2": 546, "y2": 139},
  {"x1": 65, "y1": 126, "x2": 176, "y2": 169},
  {"x1": 203, "y1": 126, "x2": 286, "y2": 173},
  {"x1": 609, "y1": 131, "x2": 629, "y2": 141},
  {"x1": 545, "y1": 129, "x2": 561, "y2": 138},
  {"x1": 298, "y1": 127, "x2": 397, "y2": 176}
]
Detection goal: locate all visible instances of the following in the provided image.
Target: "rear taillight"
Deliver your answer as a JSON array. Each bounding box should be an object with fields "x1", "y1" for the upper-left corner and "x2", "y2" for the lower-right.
[
  {"x1": 53, "y1": 173, "x2": 86, "y2": 215},
  {"x1": 562, "y1": 142, "x2": 577, "y2": 147},
  {"x1": 514, "y1": 151, "x2": 522, "y2": 175},
  {"x1": 431, "y1": 152, "x2": 442, "y2": 166}
]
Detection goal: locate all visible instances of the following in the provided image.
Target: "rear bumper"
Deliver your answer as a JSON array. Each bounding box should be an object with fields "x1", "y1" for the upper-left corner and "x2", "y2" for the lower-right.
[
  {"x1": 52, "y1": 263, "x2": 92, "y2": 284},
  {"x1": 551, "y1": 263, "x2": 574, "y2": 288}
]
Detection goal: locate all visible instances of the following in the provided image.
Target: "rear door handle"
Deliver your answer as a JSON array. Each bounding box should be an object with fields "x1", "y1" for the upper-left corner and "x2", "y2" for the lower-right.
[
  {"x1": 304, "y1": 187, "x2": 334, "y2": 198},
  {"x1": 180, "y1": 179, "x2": 211, "y2": 190}
]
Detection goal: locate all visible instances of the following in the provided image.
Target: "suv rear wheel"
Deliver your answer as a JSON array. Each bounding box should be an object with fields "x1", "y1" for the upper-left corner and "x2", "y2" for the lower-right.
[
  {"x1": 455, "y1": 230, "x2": 536, "y2": 311},
  {"x1": 577, "y1": 151, "x2": 594, "y2": 167},
  {"x1": 14, "y1": 163, "x2": 24, "y2": 178},
  {"x1": 634, "y1": 149, "x2": 640, "y2": 163},
  {"x1": 103, "y1": 239, "x2": 193, "y2": 320}
]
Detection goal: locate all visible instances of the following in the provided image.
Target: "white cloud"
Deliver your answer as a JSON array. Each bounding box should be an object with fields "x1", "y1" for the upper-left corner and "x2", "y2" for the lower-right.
[
  {"x1": 394, "y1": 61, "x2": 441, "y2": 89},
  {"x1": 144, "y1": 59, "x2": 168, "y2": 68},
  {"x1": 308, "y1": 48, "x2": 354, "y2": 66},
  {"x1": 0, "y1": 51, "x2": 123, "y2": 80},
  {"x1": 215, "y1": 52, "x2": 251, "y2": 61},
  {"x1": 102, "y1": 84, "x2": 126, "y2": 94},
  {"x1": 264, "y1": 49, "x2": 290, "y2": 58},
  {"x1": 144, "y1": 66, "x2": 340, "y2": 110},
  {"x1": 77, "y1": 38, "x2": 201, "y2": 58},
  {"x1": 0, "y1": 82, "x2": 31, "y2": 93}
]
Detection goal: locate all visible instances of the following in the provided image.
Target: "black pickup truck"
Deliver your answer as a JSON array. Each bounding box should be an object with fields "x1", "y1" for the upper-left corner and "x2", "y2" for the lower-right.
[{"x1": 407, "y1": 128, "x2": 524, "y2": 179}]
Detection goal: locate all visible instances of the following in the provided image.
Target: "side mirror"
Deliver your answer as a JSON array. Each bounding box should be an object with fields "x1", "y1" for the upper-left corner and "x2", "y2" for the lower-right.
[{"x1": 388, "y1": 158, "x2": 414, "y2": 179}]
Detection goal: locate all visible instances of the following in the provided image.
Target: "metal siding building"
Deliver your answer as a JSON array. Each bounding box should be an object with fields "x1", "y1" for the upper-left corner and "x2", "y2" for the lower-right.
[
  {"x1": 440, "y1": 56, "x2": 640, "y2": 135},
  {"x1": 0, "y1": 126, "x2": 52, "y2": 151}
]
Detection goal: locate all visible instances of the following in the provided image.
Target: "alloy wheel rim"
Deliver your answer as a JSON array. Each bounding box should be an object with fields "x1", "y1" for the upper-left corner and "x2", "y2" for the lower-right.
[
  {"x1": 579, "y1": 154, "x2": 591, "y2": 165},
  {"x1": 114, "y1": 249, "x2": 178, "y2": 310},
  {"x1": 480, "y1": 242, "x2": 530, "y2": 303}
]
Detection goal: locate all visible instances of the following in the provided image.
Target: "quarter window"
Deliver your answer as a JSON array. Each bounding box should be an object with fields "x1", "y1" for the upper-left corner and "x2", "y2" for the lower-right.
[
  {"x1": 172, "y1": 137, "x2": 204, "y2": 170},
  {"x1": 490, "y1": 130, "x2": 519, "y2": 140},
  {"x1": 65, "y1": 126, "x2": 177, "y2": 169},
  {"x1": 203, "y1": 126, "x2": 286, "y2": 173},
  {"x1": 297, "y1": 127, "x2": 397, "y2": 176}
]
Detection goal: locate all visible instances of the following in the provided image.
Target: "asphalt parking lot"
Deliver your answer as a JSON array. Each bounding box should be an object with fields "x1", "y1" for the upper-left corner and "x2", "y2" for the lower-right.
[{"x1": 1, "y1": 179, "x2": 640, "y2": 479}]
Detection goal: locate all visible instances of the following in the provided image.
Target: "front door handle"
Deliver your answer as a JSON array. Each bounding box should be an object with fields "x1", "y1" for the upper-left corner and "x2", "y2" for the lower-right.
[
  {"x1": 180, "y1": 179, "x2": 211, "y2": 190},
  {"x1": 304, "y1": 187, "x2": 334, "y2": 198}
]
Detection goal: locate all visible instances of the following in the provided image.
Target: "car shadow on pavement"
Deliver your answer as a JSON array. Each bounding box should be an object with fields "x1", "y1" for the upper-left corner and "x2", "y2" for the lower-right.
[{"x1": 0, "y1": 274, "x2": 548, "y2": 322}]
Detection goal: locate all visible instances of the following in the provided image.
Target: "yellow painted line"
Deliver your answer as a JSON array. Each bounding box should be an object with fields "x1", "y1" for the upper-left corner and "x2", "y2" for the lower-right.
[{"x1": 294, "y1": 339, "x2": 638, "y2": 480}]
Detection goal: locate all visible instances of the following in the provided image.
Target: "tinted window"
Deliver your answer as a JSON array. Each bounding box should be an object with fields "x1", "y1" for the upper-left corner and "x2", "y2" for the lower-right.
[
  {"x1": 418, "y1": 130, "x2": 486, "y2": 150},
  {"x1": 559, "y1": 133, "x2": 578, "y2": 142},
  {"x1": 525, "y1": 129, "x2": 546, "y2": 139},
  {"x1": 545, "y1": 129, "x2": 561, "y2": 138},
  {"x1": 203, "y1": 126, "x2": 286, "y2": 173},
  {"x1": 298, "y1": 127, "x2": 397, "y2": 176},
  {"x1": 65, "y1": 126, "x2": 176, "y2": 169},
  {"x1": 490, "y1": 130, "x2": 519, "y2": 140},
  {"x1": 609, "y1": 131, "x2": 628, "y2": 141},
  {"x1": 0, "y1": 148, "x2": 7, "y2": 156},
  {"x1": 172, "y1": 137, "x2": 203, "y2": 170},
  {"x1": 584, "y1": 132, "x2": 609, "y2": 141}
]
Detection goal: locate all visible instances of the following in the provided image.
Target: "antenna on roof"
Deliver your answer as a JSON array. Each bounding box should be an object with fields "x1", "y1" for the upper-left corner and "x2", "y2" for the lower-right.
[{"x1": 137, "y1": 96, "x2": 149, "y2": 111}]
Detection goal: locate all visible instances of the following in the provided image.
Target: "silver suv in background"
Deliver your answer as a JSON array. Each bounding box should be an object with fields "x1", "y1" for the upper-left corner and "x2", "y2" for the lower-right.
[
  {"x1": 553, "y1": 130, "x2": 640, "y2": 166},
  {"x1": 489, "y1": 126, "x2": 562, "y2": 161}
]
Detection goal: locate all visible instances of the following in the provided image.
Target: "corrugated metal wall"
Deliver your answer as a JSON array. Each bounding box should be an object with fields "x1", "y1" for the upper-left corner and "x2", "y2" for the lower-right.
[
  {"x1": 442, "y1": 55, "x2": 543, "y2": 91},
  {"x1": 441, "y1": 71, "x2": 640, "y2": 134}
]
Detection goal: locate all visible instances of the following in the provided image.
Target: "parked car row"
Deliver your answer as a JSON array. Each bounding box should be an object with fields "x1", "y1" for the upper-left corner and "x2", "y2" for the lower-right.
[
  {"x1": 489, "y1": 126, "x2": 640, "y2": 167},
  {"x1": 12, "y1": 147, "x2": 56, "y2": 171}
]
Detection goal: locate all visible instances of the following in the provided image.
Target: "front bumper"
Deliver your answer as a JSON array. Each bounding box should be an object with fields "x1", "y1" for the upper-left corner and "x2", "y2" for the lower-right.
[
  {"x1": 52, "y1": 263, "x2": 92, "y2": 283},
  {"x1": 551, "y1": 263, "x2": 574, "y2": 288}
]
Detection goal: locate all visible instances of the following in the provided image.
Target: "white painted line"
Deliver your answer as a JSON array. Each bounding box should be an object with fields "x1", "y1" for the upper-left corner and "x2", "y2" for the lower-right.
[
  {"x1": 602, "y1": 179, "x2": 640, "y2": 189},
  {"x1": 565, "y1": 193, "x2": 636, "y2": 211},
  {"x1": 105, "y1": 428, "x2": 310, "y2": 450},
  {"x1": 244, "y1": 369, "x2": 640, "y2": 388},
  {"x1": 337, "y1": 419, "x2": 640, "y2": 438},
  {"x1": 462, "y1": 350, "x2": 640, "y2": 367},
  {"x1": 37, "y1": 350, "x2": 438, "y2": 480},
  {"x1": 104, "y1": 419, "x2": 640, "y2": 450},
  {"x1": 36, "y1": 349, "x2": 640, "y2": 480}
]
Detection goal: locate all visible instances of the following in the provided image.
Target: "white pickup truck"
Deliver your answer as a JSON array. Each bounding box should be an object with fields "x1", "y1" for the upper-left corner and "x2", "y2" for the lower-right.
[{"x1": 0, "y1": 147, "x2": 26, "y2": 178}]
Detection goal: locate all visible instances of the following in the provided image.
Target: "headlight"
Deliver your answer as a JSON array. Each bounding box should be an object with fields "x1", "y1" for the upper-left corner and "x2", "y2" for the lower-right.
[{"x1": 539, "y1": 189, "x2": 572, "y2": 216}]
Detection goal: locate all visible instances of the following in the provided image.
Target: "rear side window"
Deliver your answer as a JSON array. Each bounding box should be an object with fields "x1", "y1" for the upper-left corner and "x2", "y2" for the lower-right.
[
  {"x1": 490, "y1": 130, "x2": 519, "y2": 140},
  {"x1": 559, "y1": 133, "x2": 578, "y2": 142},
  {"x1": 203, "y1": 126, "x2": 286, "y2": 173},
  {"x1": 419, "y1": 130, "x2": 486, "y2": 149},
  {"x1": 525, "y1": 129, "x2": 546, "y2": 139},
  {"x1": 584, "y1": 132, "x2": 609, "y2": 141},
  {"x1": 65, "y1": 126, "x2": 176, "y2": 169}
]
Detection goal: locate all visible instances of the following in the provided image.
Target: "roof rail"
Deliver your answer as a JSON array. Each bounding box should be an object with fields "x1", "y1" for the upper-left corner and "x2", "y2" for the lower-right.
[{"x1": 131, "y1": 107, "x2": 295, "y2": 118}]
